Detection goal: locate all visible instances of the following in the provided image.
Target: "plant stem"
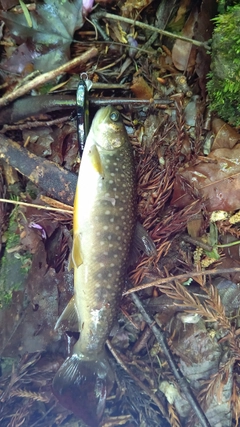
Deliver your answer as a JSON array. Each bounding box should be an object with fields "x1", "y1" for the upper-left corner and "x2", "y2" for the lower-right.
[{"x1": 91, "y1": 11, "x2": 211, "y2": 51}]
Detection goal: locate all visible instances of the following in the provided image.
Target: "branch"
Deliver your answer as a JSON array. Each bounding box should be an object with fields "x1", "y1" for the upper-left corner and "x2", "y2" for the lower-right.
[
  {"x1": 91, "y1": 11, "x2": 210, "y2": 50},
  {"x1": 131, "y1": 292, "x2": 211, "y2": 427},
  {"x1": 0, "y1": 47, "x2": 98, "y2": 108}
]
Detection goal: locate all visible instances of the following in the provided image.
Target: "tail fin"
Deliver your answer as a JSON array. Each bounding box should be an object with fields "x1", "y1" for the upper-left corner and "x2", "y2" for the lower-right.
[{"x1": 52, "y1": 352, "x2": 114, "y2": 427}]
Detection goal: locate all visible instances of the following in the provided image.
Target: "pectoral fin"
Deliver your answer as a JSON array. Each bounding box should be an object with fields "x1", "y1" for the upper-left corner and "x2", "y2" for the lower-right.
[
  {"x1": 54, "y1": 296, "x2": 79, "y2": 332},
  {"x1": 69, "y1": 234, "x2": 83, "y2": 270},
  {"x1": 89, "y1": 144, "x2": 103, "y2": 175},
  {"x1": 130, "y1": 222, "x2": 157, "y2": 264}
]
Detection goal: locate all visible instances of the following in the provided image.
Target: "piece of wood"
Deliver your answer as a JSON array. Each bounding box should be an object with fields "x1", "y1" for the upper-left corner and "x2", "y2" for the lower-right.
[{"x1": 0, "y1": 135, "x2": 77, "y2": 205}]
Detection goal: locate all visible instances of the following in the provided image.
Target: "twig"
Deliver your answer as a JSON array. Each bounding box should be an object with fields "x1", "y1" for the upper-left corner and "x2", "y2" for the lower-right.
[
  {"x1": 130, "y1": 292, "x2": 211, "y2": 427},
  {"x1": 91, "y1": 11, "x2": 210, "y2": 50},
  {"x1": 28, "y1": 402, "x2": 57, "y2": 427},
  {"x1": 106, "y1": 339, "x2": 169, "y2": 420},
  {"x1": 182, "y1": 234, "x2": 213, "y2": 252},
  {"x1": 124, "y1": 267, "x2": 240, "y2": 295},
  {"x1": 0, "y1": 47, "x2": 98, "y2": 108},
  {"x1": 0, "y1": 95, "x2": 173, "y2": 126},
  {"x1": 0, "y1": 116, "x2": 70, "y2": 132},
  {"x1": 0, "y1": 198, "x2": 73, "y2": 213}
]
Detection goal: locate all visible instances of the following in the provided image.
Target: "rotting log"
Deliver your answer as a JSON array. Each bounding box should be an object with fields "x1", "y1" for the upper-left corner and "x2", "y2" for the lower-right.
[{"x1": 0, "y1": 135, "x2": 77, "y2": 205}]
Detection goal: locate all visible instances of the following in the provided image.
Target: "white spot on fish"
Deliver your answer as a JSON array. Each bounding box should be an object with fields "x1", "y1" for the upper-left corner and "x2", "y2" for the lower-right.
[
  {"x1": 103, "y1": 225, "x2": 108, "y2": 230},
  {"x1": 109, "y1": 180, "x2": 114, "y2": 184},
  {"x1": 100, "y1": 241, "x2": 104, "y2": 246},
  {"x1": 110, "y1": 218, "x2": 114, "y2": 223},
  {"x1": 108, "y1": 235, "x2": 112, "y2": 240},
  {"x1": 100, "y1": 263, "x2": 105, "y2": 267},
  {"x1": 105, "y1": 210, "x2": 111, "y2": 215},
  {"x1": 110, "y1": 263, "x2": 115, "y2": 267},
  {"x1": 108, "y1": 273, "x2": 112, "y2": 278},
  {"x1": 91, "y1": 309, "x2": 101, "y2": 323},
  {"x1": 115, "y1": 226, "x2": 120, "y2": 230}
]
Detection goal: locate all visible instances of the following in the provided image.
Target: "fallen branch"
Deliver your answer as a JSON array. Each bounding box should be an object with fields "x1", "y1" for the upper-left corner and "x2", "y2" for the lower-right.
[
  {"x1": 91, "y1": 11, "x2": 210, "y2": 50},
  {"x1": 130, "y1": 292, "x2": 211, "y2": 427},
  {"x1": 0, "y1": 135, "x2": 77, "y2": 205},
  {"x1": 0, "y1": 47, "x2": 98, "y2": 108},
  {"x1": 124, "y1": 267, "x2": 240, "y2": 295}
]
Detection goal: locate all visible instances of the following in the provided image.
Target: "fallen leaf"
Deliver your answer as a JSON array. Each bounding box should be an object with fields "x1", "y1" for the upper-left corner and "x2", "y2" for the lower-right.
[
  {"x1": 130, "y1": 75, "x2": 153, "y2": 99},
  {"x1": 212, "y1": 118, "x2": 240, "y2": 150},
  {"x1": 0, "y1": 0, "x2": 84, "y2": 73},
  {"x1": 172, "y1": 6, "x2": 198, "y2": 72},
  {"x1": 171, "y1": 147, "x2": 240, "y2": 211}
]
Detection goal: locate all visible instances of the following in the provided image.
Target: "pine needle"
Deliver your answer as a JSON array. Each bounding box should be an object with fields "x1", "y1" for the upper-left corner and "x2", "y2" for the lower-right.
[{"x1": 10, "y1": 388, "x2": 49, "y2": 402}]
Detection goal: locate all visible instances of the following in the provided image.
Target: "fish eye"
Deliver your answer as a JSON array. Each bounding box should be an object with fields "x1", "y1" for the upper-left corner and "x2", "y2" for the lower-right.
[{"x1": 110, "y1": 111, "x2": 120, "y2": 122}]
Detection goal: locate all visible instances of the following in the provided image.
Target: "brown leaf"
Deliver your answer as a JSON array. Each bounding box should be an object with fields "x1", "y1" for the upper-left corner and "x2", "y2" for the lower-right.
[
  {"x1": 171, "y1": 147, "x2": 240, "y2": 211},
  {"x1": 212, "y1": 118, "x2": 240, "y2": 150},
  {"x1": 172, "y1": 7, "x2": 198, "y2": 72},
  {"x1": 130, "y1": 75, "x2": 153, "y2": 99}
]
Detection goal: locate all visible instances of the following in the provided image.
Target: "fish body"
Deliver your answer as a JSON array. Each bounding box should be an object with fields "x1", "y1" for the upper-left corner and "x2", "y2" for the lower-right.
[{"x1": 53, "y1": 106, "x2": 136, "y2": 426}]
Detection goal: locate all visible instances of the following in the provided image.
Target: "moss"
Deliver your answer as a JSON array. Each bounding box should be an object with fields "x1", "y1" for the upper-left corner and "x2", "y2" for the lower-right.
[
  {"x1": 0, "y1": 207, "x2": 32, "y2": 307},
  {"x1": 207, "y1": 5, "x2": 240, "y2": 126}
]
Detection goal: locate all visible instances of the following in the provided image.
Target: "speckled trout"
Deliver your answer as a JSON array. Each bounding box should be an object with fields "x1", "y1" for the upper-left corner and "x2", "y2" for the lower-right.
[{"x1": 52, "y1": 106, "x2": 136, "y2": 426}]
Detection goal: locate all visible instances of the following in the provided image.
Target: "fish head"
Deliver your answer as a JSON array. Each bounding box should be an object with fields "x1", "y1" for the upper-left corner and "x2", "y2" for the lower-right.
[{"x1": 91, "y1": 105, "x2": 128, "y2": 151}]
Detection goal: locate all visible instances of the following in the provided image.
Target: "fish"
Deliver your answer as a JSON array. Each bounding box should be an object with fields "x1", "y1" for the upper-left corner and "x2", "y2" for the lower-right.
[{"x1": 52, "y1": 105, "x2": 136, "y2": 426}]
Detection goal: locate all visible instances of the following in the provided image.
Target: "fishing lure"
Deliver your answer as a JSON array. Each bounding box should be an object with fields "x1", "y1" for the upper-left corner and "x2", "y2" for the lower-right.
[{"x1": 76, "y1": 73, "x2": 92, "y2": 156}]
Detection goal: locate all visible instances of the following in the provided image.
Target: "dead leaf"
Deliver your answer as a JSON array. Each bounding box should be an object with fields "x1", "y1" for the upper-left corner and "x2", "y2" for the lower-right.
[
  {"x1": 130, "y1": 75, "x2": 153, "y2": 99},
  {"x1": 212, "y1": 118, "x2": 240, "y2": 150},
  {"x1": 171, "y1": 147, "x2": 240, "y2": 211},
  {"x1": 0, "y1": 0, "x2": 84, "y2": 73},
  {"x1": 172, "y1": 6, "x2": 198, "y2": 72}
]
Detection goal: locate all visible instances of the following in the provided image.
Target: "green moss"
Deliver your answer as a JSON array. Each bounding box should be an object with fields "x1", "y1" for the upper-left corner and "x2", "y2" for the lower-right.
[
  {"x1": 207, "y1": 5, "x2": 240, "y2": 126},
  {"x1": 0, "y1": 207, "x2": 32, "y2": 307}
]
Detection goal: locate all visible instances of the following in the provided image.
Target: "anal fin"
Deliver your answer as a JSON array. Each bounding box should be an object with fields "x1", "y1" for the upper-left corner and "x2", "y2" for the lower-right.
[{"x1": 54, "y1": 296, "x2": 79, "y2": 332}]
